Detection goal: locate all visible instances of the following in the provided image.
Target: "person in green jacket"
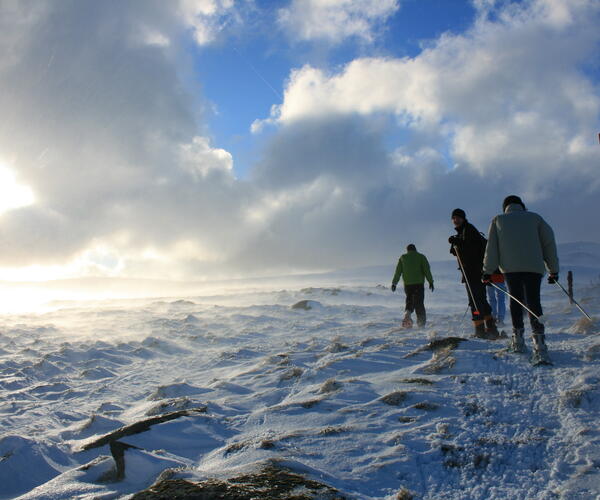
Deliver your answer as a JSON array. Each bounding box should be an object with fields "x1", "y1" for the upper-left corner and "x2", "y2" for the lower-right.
[{"x1": 391, "y1": 244, "x2": 434, "y2": 327}]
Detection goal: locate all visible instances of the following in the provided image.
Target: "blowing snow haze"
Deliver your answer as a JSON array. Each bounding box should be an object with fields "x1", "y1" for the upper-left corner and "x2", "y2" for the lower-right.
[{"x1": 0, "y1": 0, "x2": 599, "y2": 283}]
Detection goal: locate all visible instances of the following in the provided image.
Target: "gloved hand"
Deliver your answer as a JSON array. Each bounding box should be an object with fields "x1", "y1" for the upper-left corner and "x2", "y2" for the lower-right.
[
  {"x1": 429, "y1": 282, "x2": 434, "y2": 292},
  {"x1": 448, "y1": 235, "x2": 459, "y2": 246},
  {"x1": 482, "y1": 274, "x2": 492, "y2": 284},
  {"x1": 547, "y1": 273, "x2": 559, "y2": 284},
  {"x1": 391, "y1": 284, "x2": 397, "y2": 292}
]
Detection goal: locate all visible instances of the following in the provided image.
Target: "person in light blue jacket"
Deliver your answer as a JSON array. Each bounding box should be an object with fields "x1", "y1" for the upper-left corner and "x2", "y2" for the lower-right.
[{"x1": 483, "y1": 195, "x2": 559, "y2": 365}]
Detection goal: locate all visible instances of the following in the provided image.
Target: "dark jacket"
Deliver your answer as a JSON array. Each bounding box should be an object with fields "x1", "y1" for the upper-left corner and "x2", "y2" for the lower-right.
[{"x1": 450, "y1": 221, "x2": 487, "y2": 277}]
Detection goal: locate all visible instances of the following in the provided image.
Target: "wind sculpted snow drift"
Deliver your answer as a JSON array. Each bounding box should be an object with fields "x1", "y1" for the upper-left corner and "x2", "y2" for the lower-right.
[{"x1": 1, "y1": 255, "x2": 600, "y2": 499}]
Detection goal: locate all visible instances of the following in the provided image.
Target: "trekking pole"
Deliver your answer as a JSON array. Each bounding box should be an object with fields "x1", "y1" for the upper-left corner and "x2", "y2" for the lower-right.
[
  {"x1": 462, "y1": 305, "x2": 470, "y2": 320},
  {"x1": 553, "y1": 280, "x2": 593, "y2": 321},
  {"x1": 453, "y1": 245, "x2": 481, "y2": 317},
  {"x1": 460, "y1": 305, "x2": 471, "y2": 336},
  {"x1": 488, "y1": 282, "x2": 545, "y2": 323}
]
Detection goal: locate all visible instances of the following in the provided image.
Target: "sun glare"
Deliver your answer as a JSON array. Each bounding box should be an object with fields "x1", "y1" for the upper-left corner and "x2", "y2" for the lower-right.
[{"x1": 0, "y1": 162, "x2": 35, "y2": 214}]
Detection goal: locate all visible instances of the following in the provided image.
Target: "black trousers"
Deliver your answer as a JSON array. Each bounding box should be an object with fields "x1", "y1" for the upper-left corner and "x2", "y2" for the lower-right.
[
  {"x1": 464, "y1": 271, "x2": 492, "y2": 320},
  {"x1": 404, "y1": 284, "x2": 426, "y2": 325},
  {"x1": 504, "y1": 272, "x2": 544, "y2": 334}
]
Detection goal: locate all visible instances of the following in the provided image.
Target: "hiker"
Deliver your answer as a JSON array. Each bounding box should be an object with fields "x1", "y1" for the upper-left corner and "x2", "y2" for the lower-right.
[
  {"x1": 448, "y1": 208, "x2": 500, "y2": 339},
  {"x1": 486, "y1": 270, "x2": 506, "y2": 325},
  {"x1": 482, "y1": 195, "x2": 559, "y2": 365},
  {"x1": 391, "y1": 244, "x2": 434, "y2": 328}
]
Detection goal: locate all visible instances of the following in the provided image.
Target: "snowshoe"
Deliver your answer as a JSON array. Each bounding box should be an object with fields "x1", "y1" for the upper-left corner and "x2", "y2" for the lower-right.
[
  {"x1": 531, "y1": 334, "x2": 552, "y2": 365},
  {"x1": 472, "y1": 320, "x2": 487, "y2": 338},
  {"x1": 508, "y1": 330, "x2": 526, "y2": 353},
  {"x1": 530, "y1": 349, "x2": 552, "y2": 366},
  {"x1": 482, "y1": 315, "x2": 502, "y2": 340},
  {"x1": 402, "y1": 317, "x2": 413, "y2": 329},
  {"x1": 483, "y1": 329, "x2": 502, "y2": 340}
]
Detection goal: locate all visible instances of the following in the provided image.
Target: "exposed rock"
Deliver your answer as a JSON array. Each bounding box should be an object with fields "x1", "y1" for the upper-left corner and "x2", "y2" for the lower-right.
[
  {"x1": 145, "y1": 397, "x2": 196, "y2": 416},
  {"x1": 318, "y1": 379, "x2": 342, "y2": 394},
  {"x1": 131, "y1": 464, "x2": 345, "y2": 499},
  {"x1": 291, "y1": 300, "x2": 322, "y2": 310},
  {"x1": 584, "y1": 344, "x2": 600, "y2": 361},
  {"x1": 398, "y1": 378, "x2": 434, "y2": 385},
  {"x1": 280, "y1": 367, "x2": 304, "y2": 381},
  {"x1": 568, "y1": 317, "x2": 598, "y2": 334},
  {"x1": 380, "y1": 391, "x2": 408, "y2": 406},
  {"x1": 405, "y1": 336, "x2": 467, "y2": 358},
  {"x1": 412, "y1": 401, "x2": 439, "y2": 411},
  {"x1": 396, "y1": 487, "x2": 415, "y2": 500},
  {"x1": 326, "y1": 342, "x2": 348, "y2": 353}
]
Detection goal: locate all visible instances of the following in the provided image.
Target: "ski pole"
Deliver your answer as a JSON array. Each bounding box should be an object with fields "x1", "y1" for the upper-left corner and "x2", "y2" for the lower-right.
[
  {"x1": 488, "y1": 282, "x2": 545, "y2": 323},
  {"x1": 553, "y1": 280, "x2": 593, "y2": 321},
  {"x1": 462, "y1": 305, "x2": 470, "y2": 320},
  {"x1": 453, "y1": 245, "x2": 481, "y2": 317}
]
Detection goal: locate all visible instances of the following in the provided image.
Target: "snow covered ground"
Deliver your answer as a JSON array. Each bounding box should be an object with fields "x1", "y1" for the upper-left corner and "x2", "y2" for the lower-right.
[{"x1": 1, "y1": 253, "x2": 600, "y2": 499}]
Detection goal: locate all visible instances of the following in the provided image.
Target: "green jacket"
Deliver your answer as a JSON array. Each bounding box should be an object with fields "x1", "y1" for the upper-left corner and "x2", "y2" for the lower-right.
[
  {"x1": 483, "y1": 204, "x2": 559, "y2": 275},
  {"x1": 392, "y1": 250, "x2": 434, "y2": 286}
]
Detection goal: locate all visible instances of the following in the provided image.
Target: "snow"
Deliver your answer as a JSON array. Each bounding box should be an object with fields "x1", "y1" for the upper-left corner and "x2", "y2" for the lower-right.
[{"x1": 1, "y1": 254, "x2": 599, "y2": 499}]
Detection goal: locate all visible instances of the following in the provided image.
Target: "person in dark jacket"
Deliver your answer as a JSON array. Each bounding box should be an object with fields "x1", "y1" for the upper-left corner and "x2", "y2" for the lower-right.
[
  {"x1": 391, "y1": 244, "x2": 434, "y2": 327},
  {"x1": 449, "y1": 208, "x2": 499, "y2": 339}
]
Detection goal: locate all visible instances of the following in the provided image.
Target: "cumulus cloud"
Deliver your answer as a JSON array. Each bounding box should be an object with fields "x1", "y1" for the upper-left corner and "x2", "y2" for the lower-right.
[
  {"x1": 278, "y1": 0, "x2": 400, "y2": 43},
  {"x1": 179, "y1": 0, "x2": 239, "y2": 45},
  {"x1": 241, "y1": 0, "x2": 600, "y2": 268},
  {"x1": 0, "y1": 0, "x2": 252, "y2": 278},
  {"x1": 260, "y1": 0, "x2": 600, "y2": 200},
  {"x1": 0, "y1": 0, "x2": 598, "y2": 281}
]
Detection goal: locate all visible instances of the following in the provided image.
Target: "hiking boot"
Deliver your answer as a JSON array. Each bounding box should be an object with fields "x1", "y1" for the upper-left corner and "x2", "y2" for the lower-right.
[
  {"x1": 402, "y1": 312, "x2": 413, "y2": 329},
  {"x1": 508, "y1": 328, "x2": 526, "y2": 353},
  {"x1": 473, "y1": 319, "x2": 487, "y2": 338},
  {"x1": 531, "y1": 333, "x2": 552, "y2": 365},
  {"x1": 483, "y1": 315, "x2": 501, "y2": 340}
]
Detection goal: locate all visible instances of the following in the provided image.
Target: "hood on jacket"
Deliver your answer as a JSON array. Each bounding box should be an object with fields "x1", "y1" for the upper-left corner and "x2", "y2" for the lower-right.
[{"x1": 505, "y1": 203, "x2": 526, "y2": 214}]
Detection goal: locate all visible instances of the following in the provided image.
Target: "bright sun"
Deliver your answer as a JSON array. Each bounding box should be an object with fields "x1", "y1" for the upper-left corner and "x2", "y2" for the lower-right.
[{"x1": 0, "y1": 161, "x2": 35, "y2": 214}]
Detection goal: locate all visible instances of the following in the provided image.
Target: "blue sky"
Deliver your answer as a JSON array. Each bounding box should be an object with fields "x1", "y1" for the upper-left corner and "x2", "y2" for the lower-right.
[
  {"x1": 195, "y1": 0, "x2": 480, "y2": 177},
  {"x1": 0, "y1": 0, "x2": 598, "y2": 281}
]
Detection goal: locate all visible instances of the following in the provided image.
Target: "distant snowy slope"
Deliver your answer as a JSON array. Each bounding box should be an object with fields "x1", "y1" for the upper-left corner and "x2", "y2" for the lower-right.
[{"x1": 558, "y1": 241, "x2": 600, "y2": 271}]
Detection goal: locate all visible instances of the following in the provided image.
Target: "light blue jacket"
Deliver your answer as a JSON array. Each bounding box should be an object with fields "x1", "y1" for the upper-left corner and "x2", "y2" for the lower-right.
[{"x1": 483, "y1": 204, "x2": 559, "y2": 275}]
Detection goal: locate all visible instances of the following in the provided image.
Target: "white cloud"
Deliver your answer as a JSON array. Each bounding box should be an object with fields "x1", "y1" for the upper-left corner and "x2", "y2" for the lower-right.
[
  {"x1": 179, "y1": 0, "x2": 238, "y2": 45},
  {"x1": 260, "y1": 0, "x2": 600, "y2": 199},
  {"x1": 0, "y1": 0, "x2": 598, "y2": 280},
  {"x1": 278, "y1": 0, "x2": 399, "y2": 43},
  {"x1": 264, "y1": 58, "x2": 439, "y2": 125},
  {"x1": 179, "y1": 136, "x2": 234, "y2": 179},
  {"x1": 0, "y1": 0, "x2": 254, "y2": 278}
]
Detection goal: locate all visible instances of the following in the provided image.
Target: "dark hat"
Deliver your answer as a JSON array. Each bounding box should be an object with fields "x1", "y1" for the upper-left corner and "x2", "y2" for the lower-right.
[
  {"x1": 502, "y1": 195, "x2": 526, "y2": 212},
  {"x1": 406, "y1": 244, "x2": 416, "y2": 251},
  {"x1": 451, "y1": 208, "x2": 466, "y2": 219}
]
